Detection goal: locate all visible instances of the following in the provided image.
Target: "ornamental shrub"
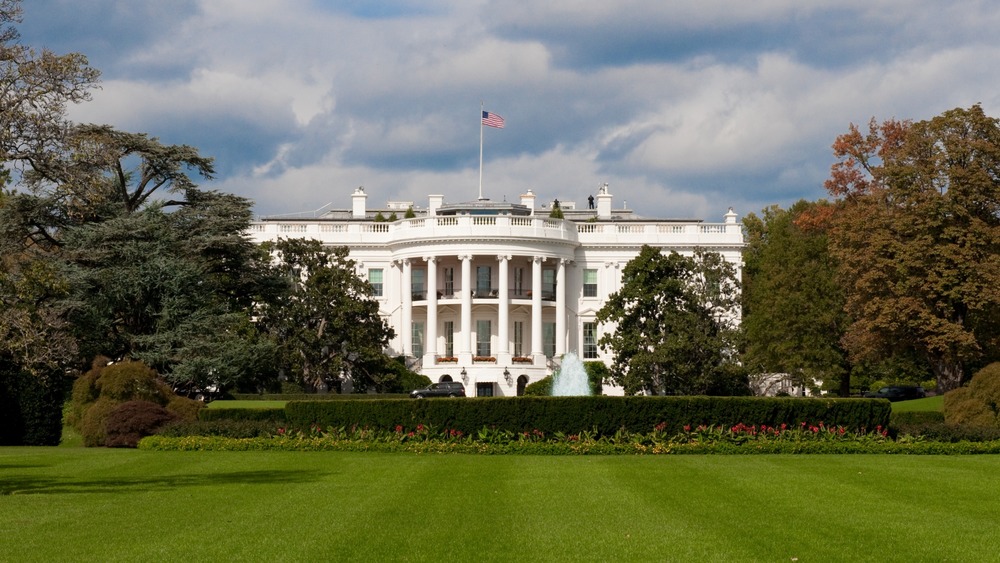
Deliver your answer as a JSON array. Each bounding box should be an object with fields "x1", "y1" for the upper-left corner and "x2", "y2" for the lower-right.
[
  {"x1": 71, "y1": 358, "x2": 203, "y2": 446},
  {"x1": 523, "y1": 376, "x2": 552, "y2": 396},
  {"x1": 80, "y1": 397, "x2": 118, "y2": 447},
  {"x1": 166, "y1": 395, "x2": 205, "y2": 422},
  {"x1": 944, "y1": 363, "x2": 1000, "y2": 427},
  {"x1": 98, "y1": 361, "x2": 172, "y2": 404},
  {"x1": 105, "y1": 400, "x2": 179, "y2": 448}
]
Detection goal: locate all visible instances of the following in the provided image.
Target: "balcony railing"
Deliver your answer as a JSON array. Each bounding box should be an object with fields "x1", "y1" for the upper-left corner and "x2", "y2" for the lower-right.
[
  {"x1": 249, "y1": 216, "x2": 741, "y2": 248},
  {"x1": 411, "y1": 289, "x2": 556, "y2": 302}
]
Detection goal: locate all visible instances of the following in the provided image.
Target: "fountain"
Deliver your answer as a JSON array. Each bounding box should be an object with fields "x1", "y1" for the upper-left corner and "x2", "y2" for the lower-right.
[{"x1": 551, "y1": 352, "x2": 592, "y2": 396}]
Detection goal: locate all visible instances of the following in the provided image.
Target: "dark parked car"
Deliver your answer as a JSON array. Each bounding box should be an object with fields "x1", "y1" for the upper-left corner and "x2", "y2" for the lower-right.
[
  {"x1": 410, "y1": 382, "x2": 466, "y2": 399},
  {"x1": 863, "y1": 385, "x2": 926, "y2": 402}
]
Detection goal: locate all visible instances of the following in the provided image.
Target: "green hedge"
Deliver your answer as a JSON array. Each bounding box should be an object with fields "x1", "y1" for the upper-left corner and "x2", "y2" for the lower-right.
[
  {"x1": 0, "y1": 363, "x2": 67, "y2": 446},
  {"x1": 285, "y1": 396, "x2": 890, "y2": 436},
  {"x1": 198, "y1": 407, "x2": 287, "y2": 423}
]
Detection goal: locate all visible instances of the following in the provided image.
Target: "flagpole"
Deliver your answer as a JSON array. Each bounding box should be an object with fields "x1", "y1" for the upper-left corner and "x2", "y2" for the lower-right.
[{"x1": 479, "y1": 101, "x2": 484, "y2": 200}]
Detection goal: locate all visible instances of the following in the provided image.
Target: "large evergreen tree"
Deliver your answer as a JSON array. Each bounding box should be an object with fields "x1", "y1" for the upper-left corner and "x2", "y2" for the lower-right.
[
  {"x1": 257, "y1": 238, "x2": 395, "y2": 392},
  {"x1": 595, "y1": 246, "x2": 746, "y2": 396}
]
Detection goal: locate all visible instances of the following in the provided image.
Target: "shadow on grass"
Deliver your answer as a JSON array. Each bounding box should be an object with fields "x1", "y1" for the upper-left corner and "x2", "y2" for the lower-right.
[{"x1": 0, "y1": 469, "x2": 326, "y2": 496}]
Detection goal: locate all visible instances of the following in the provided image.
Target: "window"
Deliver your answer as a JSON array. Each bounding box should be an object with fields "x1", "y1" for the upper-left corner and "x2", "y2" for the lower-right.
[
  {"x1": 444, "y1": 267, "x2": 454, "y2": 296},
  {"x1": 583, "y1": 269, "x2": 598, "y2": 297},
  {"x1": 368, "y1": 268, "x2": 383, "y2": 297},
  {"x1": 583, "y1": 322, "x2": 598, "y2": 359},
  {"x1": 513, "y1": 267, "x2": 525, "y2": 296},
  {"x1": 513, "y1": 321, "x2": 524, "y2": 356},
  {"x1": 444, "y1": 321, "x2": 454, "y2": 357},
  {"x1": 412, "y1": 322, "x2": 424, "y2": 357},
  {"x1": 476, "y1": 382, "x2": 494, "y2": 397},
  {"x1": 476, "y1": 320, "x2": 492, "y2": 356},
  {"x1": 411, "y1": 269, "x2": 425, "y2": 299},
  {"x1": 476, "y1": 266, "x2": 492, "y2": 295},
  {"x1": 543, "y1": 322, "x2": 555, "y2": 358},
  {"x1": 542, "y1": 269, "x2": 556, "y2": 299}
]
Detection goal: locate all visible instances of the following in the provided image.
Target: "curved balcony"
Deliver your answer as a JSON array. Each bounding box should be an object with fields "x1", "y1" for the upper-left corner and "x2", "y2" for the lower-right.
[{"x1": 389, "y1": 215, "x2": 578, "y2": 248}]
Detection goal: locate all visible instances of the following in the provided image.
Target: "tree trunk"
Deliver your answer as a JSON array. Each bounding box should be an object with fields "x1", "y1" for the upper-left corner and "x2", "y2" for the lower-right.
[{"x1": 931, "y1": 356, "x2": 963, "y2": 393}]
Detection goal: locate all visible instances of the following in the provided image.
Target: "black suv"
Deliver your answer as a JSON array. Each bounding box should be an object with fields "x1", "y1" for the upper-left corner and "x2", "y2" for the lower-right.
[
  {"x1": 410, "y1": 382, "x2": 466, "y2": 399},
  {"x1": 863, "y1": 385, "x2": 926, "y2": 402}
]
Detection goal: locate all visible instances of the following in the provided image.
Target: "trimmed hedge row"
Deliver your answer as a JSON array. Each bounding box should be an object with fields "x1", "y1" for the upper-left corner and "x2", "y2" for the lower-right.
[
  {"x1": 229, "y1": 393, "x2": 409, "y2": 401},
  {"x1": 139, "y1": 434, "x2": 1000, "y2": 455},
  {"x1": 198, "y1": 407, "x2": 287, "y2": 423},
  {"x1": 0, "y1": 364, "x2": 67, "y2": 446},
  {"x1": 284, "y1": 396, "x2": 890, "y2": 436}
]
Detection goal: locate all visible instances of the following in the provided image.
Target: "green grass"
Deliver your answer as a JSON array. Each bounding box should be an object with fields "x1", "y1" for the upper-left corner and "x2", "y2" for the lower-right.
[
  {"x1": 205, "y1": 399, "x2": 287, "y2": 409},
  {"x1": 892, "y1": 394, "x2": 944, "y2": 413},
  {"x1": 3, "y1": 448, "x2": 1000, "y2": 561}
]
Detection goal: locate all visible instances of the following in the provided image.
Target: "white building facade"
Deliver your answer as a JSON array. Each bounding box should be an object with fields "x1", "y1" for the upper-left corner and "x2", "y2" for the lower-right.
[{"x1": 248, "y1": 186, "x2": 744, "y2": 397}]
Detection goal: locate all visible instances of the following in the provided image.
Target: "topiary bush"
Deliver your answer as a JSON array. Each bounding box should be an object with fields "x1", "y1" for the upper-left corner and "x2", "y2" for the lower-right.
[
  {"x1": 166, "y1": 395, "x2": 205, "y2": 422},
  {"x1": 70, "y1": 358, "x2": 204, "y2": 446},
  {"x1": 98, "y1": 361, "x2": 172, "y2": 404},
  {"x1": 105, "y1": 400, "x2": 179, "y2": 447},
  {"x1": 79, "y1": 397, "x2": 118, "y2": 447},
  {"x1": 944, "y1": 363, "x2": 1000, "y2": 427}
]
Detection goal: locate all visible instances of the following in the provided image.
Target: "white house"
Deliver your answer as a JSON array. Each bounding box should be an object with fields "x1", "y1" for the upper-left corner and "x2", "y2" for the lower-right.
[{"x1": 248, "y1": 185, "x2": 744, "y2": 397}]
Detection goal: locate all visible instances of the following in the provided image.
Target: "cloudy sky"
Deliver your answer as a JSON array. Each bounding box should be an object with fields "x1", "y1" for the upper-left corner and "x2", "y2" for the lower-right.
[{"x1": 16, "y1": 0, "x2": 1000, "y2": 221}]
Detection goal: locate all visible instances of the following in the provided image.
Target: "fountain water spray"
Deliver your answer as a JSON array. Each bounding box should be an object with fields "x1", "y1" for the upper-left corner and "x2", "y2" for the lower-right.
[{"x1": 551, "y1": 352, "x2": 592, "y2": 396}]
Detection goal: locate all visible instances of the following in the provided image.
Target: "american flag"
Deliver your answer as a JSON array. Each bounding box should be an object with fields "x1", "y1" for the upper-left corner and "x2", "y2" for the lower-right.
[{"x1": 482, "y1": 111, "x2": 505, "y2": 128}]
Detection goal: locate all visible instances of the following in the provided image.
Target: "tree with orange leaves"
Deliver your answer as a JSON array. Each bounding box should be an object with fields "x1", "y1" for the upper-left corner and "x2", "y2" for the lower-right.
[{"x1": 825, "y1": 105, "x2": 1000, "y2": 392}]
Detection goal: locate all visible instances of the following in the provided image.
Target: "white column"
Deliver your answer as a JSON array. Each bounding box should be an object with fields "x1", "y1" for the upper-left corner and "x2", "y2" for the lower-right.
[
  {"x1": 401, "y1": 258, "x2": 412, "y2": 356},
  {"x1": 556, "y1": 258, "x2": 567, "y2": 357},
  {"x1": 460, "y1": 255, "x2": 473, "y2": 356},
  {"x1": 424, "y1": 256, "x2": 437, "y2": 365},
  {"x1": 531, "y1": 256, "x2": 543, "y2": 358},
  {"x1": 497, "y1": 255, "x2": 510, "y2": 358}
]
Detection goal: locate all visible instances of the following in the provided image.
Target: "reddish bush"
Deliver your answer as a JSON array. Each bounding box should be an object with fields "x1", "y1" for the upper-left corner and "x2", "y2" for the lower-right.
[{"x1": 105, "y1": 400, "x2": 179, "y2": 448}]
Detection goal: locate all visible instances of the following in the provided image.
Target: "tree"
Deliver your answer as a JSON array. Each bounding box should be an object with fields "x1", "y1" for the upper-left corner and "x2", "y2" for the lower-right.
[
  {"x1": 742, "y1": 200, "x2": 850, "y2": 395},
  {"x1": 825, "y1": 105, "x2": 1000, "y2": 392},
  {"x1": 595, "y1": 245, "x2": 745, "y2": 395},
  {"x1": 257, "y1": 238, "x2": 394, "y2": 391},
  {"x1": 1, "y1": 0, "x2": 100, "y2": 172},
  {"x1": 53, "y1": 191, "x2": 280, "y2": 390}
]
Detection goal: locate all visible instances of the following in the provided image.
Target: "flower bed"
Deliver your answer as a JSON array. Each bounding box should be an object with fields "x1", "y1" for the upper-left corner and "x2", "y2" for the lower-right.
[{"x1": 139, "y1": 421, "x2": 1000, "y2": 455}]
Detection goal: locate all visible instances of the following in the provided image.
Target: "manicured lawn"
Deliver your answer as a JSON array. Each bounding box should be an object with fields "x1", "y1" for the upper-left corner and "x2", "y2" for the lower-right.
[
  {"x1": 205, "y1": 399, "x2": 287, "y2": 409},
  {"x1": 3, "y1": 448, "x2": 1000, "y2": 561},
  {"x1": 892, "y1": 394, "x2": 944, "y2": 413}
]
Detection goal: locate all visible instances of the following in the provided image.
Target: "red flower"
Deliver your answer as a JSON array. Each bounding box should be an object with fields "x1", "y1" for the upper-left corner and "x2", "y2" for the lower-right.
[
  {"x1": 683, "y1": 424, "x2": 691, "y2": 432},
  {"x1": 395, "y1": 425, "x2": 403, "y2": 433}
]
